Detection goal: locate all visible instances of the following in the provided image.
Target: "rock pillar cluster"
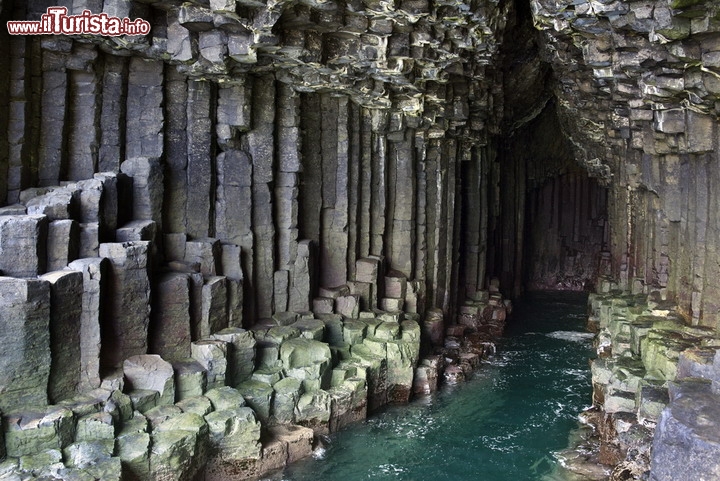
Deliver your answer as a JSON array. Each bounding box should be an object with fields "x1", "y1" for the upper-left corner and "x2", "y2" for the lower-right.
[
  {"x1": 0, "y1": 0, "x2": 516, "y2": 478},
  {"x1": 0, "y1": 159, "x2": 510, "y2": 479},
  {"x1": 527, "y1": 2, "x2": 720, "y2": 480},
  {"x1": 1, "y1": 0, "x2": 720, "y2": 479}
]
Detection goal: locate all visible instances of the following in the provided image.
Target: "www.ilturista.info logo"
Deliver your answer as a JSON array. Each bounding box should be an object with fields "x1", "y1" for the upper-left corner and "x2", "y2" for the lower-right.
[{"x1": 7, "y1": 7, "x2": 151, "y2": 36}]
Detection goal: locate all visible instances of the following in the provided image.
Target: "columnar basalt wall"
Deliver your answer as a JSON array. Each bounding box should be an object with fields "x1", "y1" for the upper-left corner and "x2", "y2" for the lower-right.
[
  {"x1": 531, "y1": 0, "x2": 720, "y2": 327},
  {"x1": 0, "y1": 0, "x2": 515, "y2": 479},
  {"x1": 0, "y1": 0, "x2": 513, "y2": 321},
  {"x1": 528, "y1": 2, "x2": 720, "y2": 480},
  {"x1": 2, "y1": 0, "x2": 720, "y2": 479}
]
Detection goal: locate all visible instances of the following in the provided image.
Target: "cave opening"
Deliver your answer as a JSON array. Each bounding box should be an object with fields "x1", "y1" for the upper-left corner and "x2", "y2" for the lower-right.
[{"x1": 474, "y1": 0, "x2": 610, "y2": 300}]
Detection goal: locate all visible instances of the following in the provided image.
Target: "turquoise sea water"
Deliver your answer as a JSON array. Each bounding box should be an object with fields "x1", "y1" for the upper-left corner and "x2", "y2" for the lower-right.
[{"x1": 271, "y1": 291, "x2": 594, "y2": 481}]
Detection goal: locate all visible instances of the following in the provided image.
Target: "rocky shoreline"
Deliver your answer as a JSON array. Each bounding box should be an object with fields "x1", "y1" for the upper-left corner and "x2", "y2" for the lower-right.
[
  {"x1": 0, "y1": 172, "x2": 509, "y2": 481},
  {"x1": 0, "y1": 291, "x2": 508, "y2": 481},
  {"x1": 556, "y1": 283, "x2": 720, "y2": 481}
]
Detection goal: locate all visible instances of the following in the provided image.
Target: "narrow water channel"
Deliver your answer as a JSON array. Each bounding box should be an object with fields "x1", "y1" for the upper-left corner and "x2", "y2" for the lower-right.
[{"x1": 269, "y1": 291, "x2": 595, "y2": 481}]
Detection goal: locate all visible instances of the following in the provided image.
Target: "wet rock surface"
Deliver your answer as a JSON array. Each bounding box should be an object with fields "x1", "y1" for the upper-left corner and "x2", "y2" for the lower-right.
[
  {"x1": 0, "y1": 147, "x2": 509, "y2": 478},
  {"x1": 575, "y1": 291, "x2": 720, "y2": 481},
  {"x1": 1, "y1": 0, "x2": 720, "y2": 479}
]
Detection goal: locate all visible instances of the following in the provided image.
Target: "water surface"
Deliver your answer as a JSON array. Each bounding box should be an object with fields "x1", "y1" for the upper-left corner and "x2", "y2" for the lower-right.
[{"x1": 274, "y1": 291, "x2": 594, "y2": 481}]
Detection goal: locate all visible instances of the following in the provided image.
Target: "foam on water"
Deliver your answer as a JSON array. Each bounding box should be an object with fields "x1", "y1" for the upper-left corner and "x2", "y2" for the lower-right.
[
  {"x1": 546, "y1": 331, "x2": 596, "y2": 343},
  {"x1": 277, "y1": 292, "x2": 594, "y2": 481}
]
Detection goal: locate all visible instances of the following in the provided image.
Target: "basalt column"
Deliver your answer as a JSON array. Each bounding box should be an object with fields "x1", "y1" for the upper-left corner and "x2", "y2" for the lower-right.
[
  {"x1": 478, "y1": 0, "x2": 609, "y2": 298},
  {"x1": 0, "y1": 0, "x2": 524, "y2": 478}
]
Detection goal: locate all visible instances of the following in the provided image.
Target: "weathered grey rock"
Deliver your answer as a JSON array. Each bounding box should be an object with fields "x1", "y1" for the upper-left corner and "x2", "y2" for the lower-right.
[
  {"x1": 81, "y1": 173, "x2": 119, "y2": 238},
  {"x1": 192, "y1": 340, "x2": 228, "y2": 390},
  {"x1": 0, "y1": 277, "x2": 51, "y2": 411},
  {"x1": 385, "y1": 338, "x2": 418, "y2": 403},
  {"x1": 255, "y1": 340, "x2": 281, "y2": 369},
  {"x1": 96, "y1": 372, "x2": 125, "y2": 393},
  {"x1": 349, "y1": 344, "x2": 388, "y2": 412},
  {"x1": 204, "y1": 406, "x2": 261, "y2": 460},
  {"x1": 217, "y1": 80, "x2": 251, "y2": 132},
  {"x1": 384, "y1": 271, "x2": 407, "y2": 299},
  {"x1": 272, "y1": 377, "x2": 302, "y2": 425},
  {"x1": 274, "y1": 269, "x2": 290, "y2": 312},
  {"x1": 319, "y1": 285, "x2": 350, "y2": 299},
  {"x1": 150, "y1": 412, "x2": 208, "y2": 481},
  {"x1": 151, "y1": 272, "x2": 193, "y2": 362},
  {"x1": 423, "y1": 308, "x2": 445, "y2": 348},
  {"x1": 185, "y1": 238, "x2": 221, "y2": 277},
  {"x1": 205, "y1": 386, "x2": 246, "y2": 411},
  {"x1": 36, "y1": 56, "x2": 68, "y2": 186},
  {"x1": 75, "y1": 411, "x2": 115, "y2": 444},
  {"x1": 291, "y1": 318, "x2": 326, "y2": 341},
  {"x1": 18, "y1": 448, "x2": 64, "y2": 475},
  {"x1": 125, "y1": 58, "x2": 164, "y2": 160},
  {"x1": 116, "y1": 412, "x2": 151, "y2": 479},
  {"x1": 173, "y1": 360, "x2": 208, "y2": 401},
  {"x1": 199, "y1": 30, "x2": 227, "y2": 66},
  {"x1": 63, "y1": 439, "x2": 113, "y2": 469},
  {"x1": 4, "y1": 406, "x2": 75, "y2": 457},
  {"x1": 272, "y1": 311, "x2": 298, "y2": 327},
  {"x1": 381, "y1": 297, "x2": 404, "y2": 312},
  {"x1": 355, "y1": 257, "x2": 381, "y2": 284},
  {"x1": 186, "y1": 79, "x2": 216, "y2": 238},
  {"x1": 295, "y1": 390, "x2": 332, "y2": 434},
  {"x1": 281, "y1": 338, "x2": 333, "y2": 390},
  {"x1": 198, "y1": 276, "x2": 228, "y2": 339},
  {"x1": 636, "y1": 381, "x2": 669, "y2": 426},
  {"x1": 210, "y1": 328, "x2": 256, "y2": 386},
  {"x1": 267, "y1": 424, "x2": 314, "y2": 463},
  {"x1": 313, "y1": 296, "x2": 334, "y2": 314},
  {"x1": 318, "y1": 313, "x2": 344, "y2": 346},
  {"x1": 651, "y1": 381, "x2": 720, "y2": 481},
  {"x1": 0, "y1": 204, "x2": 26, "y2": 215},
  {"x1": 405, "y1": 280, "x2": 424, "y2": 315},
  {"x1": 123, "y1": 355, "x2": 176, "y2": 406},
  {"x1": 46, "y1": 219, "x2": 79, "y2": 270},
  {"x1": 289, "y1": 240, "x2": 314, "y2": 312},
  {"x1": 25, "y1": 187, "x2": 79, "y2": 220},
  {"x1": 98, "y1": 242, "x2": 151, "y2": 368},
  {"x1": 68, "y1": 258, "x2": 108, "y2": 392},
  {"x1": 265, "y1": 325, "x2": 302, "y2": 344},
  {"x1": 41, "y1": 270, "x2": 83, "y2": 403},
  {"x1": 336, "y1": 294, "x2": 360, "y2": 319},
  {"x1": 166, "y1": 11, "x2": 195, "y2": 62},
  {"x1": 145, "y1": 405, "x2": 186, "y2": 431},
  {"x1": 78, "y1": 221, "x2": 100, "y2": 258},
  {"x1": 374, "y1": 321, "x2": 400, "y2": 341},
  {"x1": 677, "y1": 346, "x2": 716, "y2": 381},
  {"x1": 120, "y1": 157, "x2": 164, "y2": 232},
  {"x1": 220, "y1": 243, "x2": 244, "y2": 327},
  {"x1": 117, "y1": 432, "x2": 151, "y2": 478},
  {"x1": 176, "y1": 396, "x2": 213, "y2": 417},
  {"x1": 0, "y1": 215, "x2": 48, "y2": 277},
  {"x1": 328, "y1": 377, "x2": 368, "y2": 432},
  {"x1": 237, "y1": 380, "x2": 274, "y2": 422},
  {"x1": 164, "y1": 233, "x2": 187, "y2": 263},
  {"x1": 115, "y1": 219, "x2": 157, "y2": 243}
]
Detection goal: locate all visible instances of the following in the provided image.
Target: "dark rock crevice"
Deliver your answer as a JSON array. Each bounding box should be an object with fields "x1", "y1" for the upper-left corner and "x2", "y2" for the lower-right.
[
  {"x1": 480, "y1": 0, "x2": 609, "y2": 298},
  {"x1": 0, "y1": 0, "x2": 719, "y2": 479}
]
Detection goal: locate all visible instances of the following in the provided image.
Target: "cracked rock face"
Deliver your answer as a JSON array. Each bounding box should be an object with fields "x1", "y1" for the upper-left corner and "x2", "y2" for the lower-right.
[
  {"x1": 40, "y1": 0, "x2": 513, "y2": 119},
  {"x1": 1, "y1": 0, "x2": 720, "y2": 479},
  {"x1": 531, "y1": 0, "x2": 720, "y2": 180}
]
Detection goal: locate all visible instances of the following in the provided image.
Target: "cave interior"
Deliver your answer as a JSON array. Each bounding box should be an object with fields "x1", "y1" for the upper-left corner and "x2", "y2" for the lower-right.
[{"x1": 0, "y1": 0, "x2": 720, "y2": 479}]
